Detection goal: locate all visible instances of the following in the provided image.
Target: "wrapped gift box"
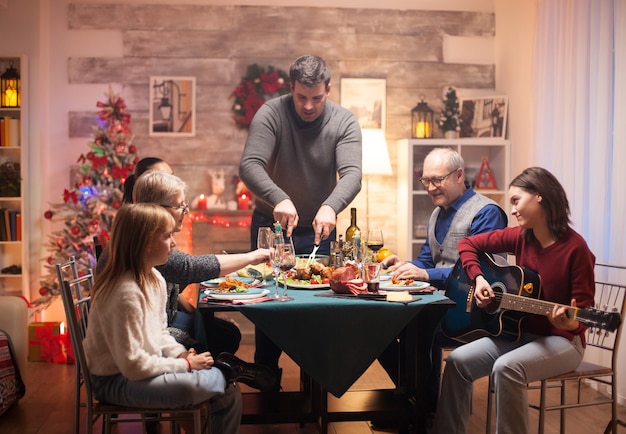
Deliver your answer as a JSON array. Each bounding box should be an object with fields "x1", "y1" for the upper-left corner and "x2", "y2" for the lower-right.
[{"x1": 28, "y1": 321, "x2": 71, "y2": 363}]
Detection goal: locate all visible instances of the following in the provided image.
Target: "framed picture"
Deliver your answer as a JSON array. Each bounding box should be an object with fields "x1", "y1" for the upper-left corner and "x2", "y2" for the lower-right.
[
  {"x1": 340, "y1": 78, "x2": 386, "y2": 130},
  {"x1": 459, "y1": 96, "x2": 508, "y2": 138},
  {"x1": 149, "y1": 76, "x2": 196, "y2": 136}
]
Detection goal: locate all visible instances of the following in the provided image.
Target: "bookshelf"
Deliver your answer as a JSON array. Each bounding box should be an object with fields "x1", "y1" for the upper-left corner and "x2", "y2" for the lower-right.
[{"x1": 0, "y1": 55, "x2": 28, "y2": 298}]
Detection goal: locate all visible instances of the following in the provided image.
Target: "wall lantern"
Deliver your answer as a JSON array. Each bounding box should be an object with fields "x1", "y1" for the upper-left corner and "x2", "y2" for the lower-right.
[
  {"x1": 411, "y1": 96, "x2": 433, "y2": 139},
  {"x1": 1, "y1": 62, "x2": 20, "y2": 108}
]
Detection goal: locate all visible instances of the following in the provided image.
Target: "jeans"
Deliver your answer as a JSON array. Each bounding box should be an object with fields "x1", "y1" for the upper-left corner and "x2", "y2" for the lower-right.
[
  {"x1": 91, "y1": 370, "x2": 242, "y2": 434},
  {"x1": 432, "y1": 333, "x2": 584, "y2": 434}
]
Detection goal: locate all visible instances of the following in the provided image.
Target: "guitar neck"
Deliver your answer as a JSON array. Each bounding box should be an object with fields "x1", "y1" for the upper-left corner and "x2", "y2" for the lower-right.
[{"x1": 498, "y1": 293, "x2": 575, "y2": 319}]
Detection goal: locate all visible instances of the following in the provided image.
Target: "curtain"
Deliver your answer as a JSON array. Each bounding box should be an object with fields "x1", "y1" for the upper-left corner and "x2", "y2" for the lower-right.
[
  {"x1": 534, "y1": 0, "x2": 625, "y2": 266},
  {"x1": 534, "y1": 0, "x2": 626, "y2": 403}
]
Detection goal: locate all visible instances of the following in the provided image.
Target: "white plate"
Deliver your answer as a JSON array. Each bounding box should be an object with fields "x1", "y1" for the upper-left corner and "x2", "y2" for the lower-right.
[
  {"x1": 201, "y1": 277, "x2": 255, "y2": 286},
  {"x1": 379, "y1": 280, "x2": 430, "y2": 291},
  {"x1": 285, "y1": 281, "x2": 330, "y2": 289},
  {"x1": 204, "y1": 288, "x2": 270, "y2": 300}
]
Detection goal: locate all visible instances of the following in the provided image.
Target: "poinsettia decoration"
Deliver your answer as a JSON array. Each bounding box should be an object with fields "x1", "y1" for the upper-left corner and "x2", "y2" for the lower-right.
[{"x1": 230, "y1": 64, "x2": 290, "y2": 129}]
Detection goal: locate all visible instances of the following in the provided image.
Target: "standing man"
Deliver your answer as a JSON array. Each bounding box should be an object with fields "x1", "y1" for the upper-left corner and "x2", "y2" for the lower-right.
[
  {"x1": 377, "y1": 147, "x2": 508, "y2": 425},
  {"x1": 239, "y1": 55, "x2": 362, "y2": 387},
  {"x1": 239, "y1": 54, "x2": 362, "y2": 256}
]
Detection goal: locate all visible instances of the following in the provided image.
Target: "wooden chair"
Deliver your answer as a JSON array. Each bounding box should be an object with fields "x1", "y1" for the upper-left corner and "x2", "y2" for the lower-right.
[
  {"x1": 58, "y1": 269, "x2": 211, "y2": 434},
  {"x1": 486, "y1": 263, "x2": 626, "y2": 434}
]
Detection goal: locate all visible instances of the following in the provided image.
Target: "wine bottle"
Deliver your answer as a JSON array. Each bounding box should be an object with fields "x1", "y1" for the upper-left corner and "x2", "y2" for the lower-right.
[
  {"x1": 272, "y1": 221, "x2": 285, "y2": 246},
  {"x1": 345, "y1": 208, "x2": 360, "y2": 242}
]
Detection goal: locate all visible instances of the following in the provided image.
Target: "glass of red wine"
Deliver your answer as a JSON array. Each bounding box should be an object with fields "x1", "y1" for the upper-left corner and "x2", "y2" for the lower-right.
[{"x1": 367, "y1": 230, "x2": 384, "y2": 256}]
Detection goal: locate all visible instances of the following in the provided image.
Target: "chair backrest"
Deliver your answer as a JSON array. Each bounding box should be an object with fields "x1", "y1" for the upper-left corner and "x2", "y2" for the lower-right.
[
  {"x1": 585, "y1": 263, "x2": 626, "y2": 369},
  {"x1": 56, "y1": 256, "x2": 79, "y2": 283},
  {"x1": 59, "y1": 273, "x2": 97, "y2": 405},
  {"x1": 0, "y1": 296, "x2": 28, "y2": 374},
  {"x1": 93, "y1": 236, "x2": 103, "y2": 261},
  {"x1": 56, "y1": 257, "x2": 93, "y2": 301}
]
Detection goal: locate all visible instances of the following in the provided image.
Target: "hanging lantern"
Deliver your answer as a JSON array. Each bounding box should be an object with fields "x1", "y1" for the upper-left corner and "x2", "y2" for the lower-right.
[
  {"x1": 411, "y1": 96, "x2": 434, "y2": 139},
  {"x1": 1, "y1": 62, "x2": 20, "y2": 108}
]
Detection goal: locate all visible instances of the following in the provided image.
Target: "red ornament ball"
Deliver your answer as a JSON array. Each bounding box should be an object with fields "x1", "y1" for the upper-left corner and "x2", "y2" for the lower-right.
[
  {"x1": 129, "y1": 145, "x2": 137, "y2": 154},
  {"x1": 87, "y1": 151, "x2": 95, "y2": 160},
  {"x1": 71, "y1": 226, "x2": 81, "y2": 236},
  {"x1": 44, "y1": 210, "x2": 54, "y2": 220},
  {"x1": 39, "y1": 287, "x2": 48, "y2": 296},
  {"x1": 46, "y1": 256, "x2": 55, "y2": 265},
  {"x1": 112, "y1": 201, "x2": 121, "y2": 209}
]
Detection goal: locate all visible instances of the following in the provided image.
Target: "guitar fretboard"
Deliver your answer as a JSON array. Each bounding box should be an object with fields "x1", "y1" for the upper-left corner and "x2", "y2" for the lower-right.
[{"x1": 495, "y1": 292, "x2": 575, "y2": 318}]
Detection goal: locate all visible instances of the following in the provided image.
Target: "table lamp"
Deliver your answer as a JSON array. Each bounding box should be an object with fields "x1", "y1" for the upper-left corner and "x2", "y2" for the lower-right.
[{"x1": 361, "y1": 128, "x2": 393, "y2": 231}]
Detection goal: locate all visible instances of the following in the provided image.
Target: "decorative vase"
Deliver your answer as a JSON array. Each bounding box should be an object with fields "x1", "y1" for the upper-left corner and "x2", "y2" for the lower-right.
[{"x1": 444, "y1": 130, "x2": 459, "y2": 139}]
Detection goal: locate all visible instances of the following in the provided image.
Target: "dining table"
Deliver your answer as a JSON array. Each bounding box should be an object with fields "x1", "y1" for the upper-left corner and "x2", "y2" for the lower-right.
[{"x1": 199, "y1": 283, "x2": 454, "y2": 434}]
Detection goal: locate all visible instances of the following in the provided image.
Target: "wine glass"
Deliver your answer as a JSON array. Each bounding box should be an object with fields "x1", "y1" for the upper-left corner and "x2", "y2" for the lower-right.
[
  {"x1": 367, "y1": 230, "x2": 384, "y2": 256},
  {"x1": 257, "y1": 227, "x2": 272, "y2": 249},
  {"x1": 275, "y1": 242, "x2": 296, "y2": 302}
]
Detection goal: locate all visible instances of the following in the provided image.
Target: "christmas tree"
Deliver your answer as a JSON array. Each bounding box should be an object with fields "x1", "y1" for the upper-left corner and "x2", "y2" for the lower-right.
[
  {"x1": 437, "y1": 86, "x2": 462, "y2": 133},
  {"x1": 33, "y1": 88, "x2": 138, "y2": 311}
]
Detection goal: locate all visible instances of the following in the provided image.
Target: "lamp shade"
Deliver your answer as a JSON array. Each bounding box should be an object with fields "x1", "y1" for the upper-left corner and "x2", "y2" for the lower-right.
[{"x1": 361, "y1": 129, "x2": 392, "y2": 176}]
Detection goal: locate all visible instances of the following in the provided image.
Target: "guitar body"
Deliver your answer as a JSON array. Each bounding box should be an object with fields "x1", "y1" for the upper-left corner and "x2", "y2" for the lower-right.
[{"x1": 442, "y1": 253, "x2": 542, "y2": 343}]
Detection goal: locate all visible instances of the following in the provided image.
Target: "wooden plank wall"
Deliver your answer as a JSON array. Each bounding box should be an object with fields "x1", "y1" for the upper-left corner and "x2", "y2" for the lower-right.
[{"x1": 66, "y1": 3, "x2": 495, "y2": 252}]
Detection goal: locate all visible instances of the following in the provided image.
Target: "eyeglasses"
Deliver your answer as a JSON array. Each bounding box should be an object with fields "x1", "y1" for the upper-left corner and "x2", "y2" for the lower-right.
[
  {"x1": 160, "y1": 201, "x2": 189, "y2": 214},
  {"x1": 419, "y1": 169, "x2": 459, "y2": 188}
]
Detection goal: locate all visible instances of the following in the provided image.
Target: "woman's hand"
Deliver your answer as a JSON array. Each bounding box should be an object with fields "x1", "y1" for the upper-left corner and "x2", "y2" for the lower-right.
[
  {"x1": 184, "y1": 351, "x2": 215, "y2": 371},
  {"x1": 474, "y1": 275, "x2": 494, "y2": 308},
  {"x1": 548, "y1": 298, "x2": 580, "y2": 331}
]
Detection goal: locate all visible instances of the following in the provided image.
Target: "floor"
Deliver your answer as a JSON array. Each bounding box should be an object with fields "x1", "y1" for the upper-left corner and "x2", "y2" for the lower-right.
[{"x1": 1, "y1": 312, "x2": 625, "y2": 433}]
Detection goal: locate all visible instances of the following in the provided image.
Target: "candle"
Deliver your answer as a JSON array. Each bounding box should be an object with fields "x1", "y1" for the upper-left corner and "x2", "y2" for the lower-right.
[
  {"x1": 197, "y1": 194, "x2": 207, "y2": 210},
  {"x1": 238, "y1": 193, "x2": 250, "y2": 210},
  {"x1": 415, "y1": 122, "x2": 425, "y2": 139},
  {"x1": 5, "y1": 88, "x2": 17, "y2": 107}
]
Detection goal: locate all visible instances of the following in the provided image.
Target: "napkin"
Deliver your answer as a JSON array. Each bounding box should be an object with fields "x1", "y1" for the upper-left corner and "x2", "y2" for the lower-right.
[{"x1": 231, "y1": 296, "x2": 274, "y2": 305}]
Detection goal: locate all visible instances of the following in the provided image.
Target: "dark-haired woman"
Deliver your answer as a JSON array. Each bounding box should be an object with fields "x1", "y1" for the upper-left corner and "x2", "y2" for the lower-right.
[
  {"x1": 122, "y1": 157, "x2": 172, "y2": 204},
  {"x1": 433, "y1": 167, "x2": 596, "y2": 434}
]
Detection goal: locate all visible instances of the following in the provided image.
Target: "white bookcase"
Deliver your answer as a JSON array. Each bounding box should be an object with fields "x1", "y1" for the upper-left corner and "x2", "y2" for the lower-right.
[
  {"x1": 397, "y1": 138, "x2": 510, "y2": 261},
  {"x1": 0, "y1": 55, "x2": 29, "y2": 298}
]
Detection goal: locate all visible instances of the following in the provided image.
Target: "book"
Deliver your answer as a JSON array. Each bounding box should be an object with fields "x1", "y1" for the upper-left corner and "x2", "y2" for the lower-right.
[
  {"x1": 9, "y1": 210, "x2": 17, "y2": 241},
  {"x1": 3, "y1": 208, "x2": 9, "y2": 241},
  {"x1": 8, "y1": 118, "x2": 20, "y2": 147},
  {"x1": 2, "y1": 116, "x2": 9, "y2": 147},
  {"x1": 15, "y1": 212, "x2": 21, "y2": 241},
  {"x1": 0, "y1": 117, "x2": 4, "y2": 146},
  {"x1": 0, "y1": 208, "x2": 6, "y2": 241}
]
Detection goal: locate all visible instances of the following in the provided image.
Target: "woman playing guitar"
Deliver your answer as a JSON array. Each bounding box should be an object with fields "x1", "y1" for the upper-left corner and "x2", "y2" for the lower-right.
[{"x1": 432, "y1": 167, "x2": 596, "y2": 434}]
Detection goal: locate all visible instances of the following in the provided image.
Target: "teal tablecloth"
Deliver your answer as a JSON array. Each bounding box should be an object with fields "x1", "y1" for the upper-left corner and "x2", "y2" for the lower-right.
[{"x1": 208, "y1": 288, "x2": 448, "y2": 397}]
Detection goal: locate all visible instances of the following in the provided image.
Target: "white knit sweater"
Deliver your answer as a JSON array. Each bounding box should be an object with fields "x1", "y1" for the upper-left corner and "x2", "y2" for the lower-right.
[{"x1": 84, "y1": 270, "x2": 189, "y2": 381}]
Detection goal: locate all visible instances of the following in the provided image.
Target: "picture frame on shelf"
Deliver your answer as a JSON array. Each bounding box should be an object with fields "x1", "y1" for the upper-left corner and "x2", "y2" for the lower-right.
[
  {"x1": 340, "y1": 78, "x2": 386, "y2": 130},
  {"x1": 459, "y1": 96, "x2": 508, "y2": 139},
  {"x1": 149, "y1": 76, "x2": 196, "y2": 137}
]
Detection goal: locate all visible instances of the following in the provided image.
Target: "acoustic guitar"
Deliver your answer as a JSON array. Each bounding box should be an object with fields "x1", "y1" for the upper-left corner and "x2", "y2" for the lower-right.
[{"x1": 441, "y1": 252, "x2": 622, "y2": 343}]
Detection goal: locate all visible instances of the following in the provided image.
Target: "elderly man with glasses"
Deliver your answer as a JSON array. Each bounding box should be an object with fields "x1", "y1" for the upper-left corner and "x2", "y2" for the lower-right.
[{"x1": 373, "y1": 147, "x2": 508, "y2": 429}]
